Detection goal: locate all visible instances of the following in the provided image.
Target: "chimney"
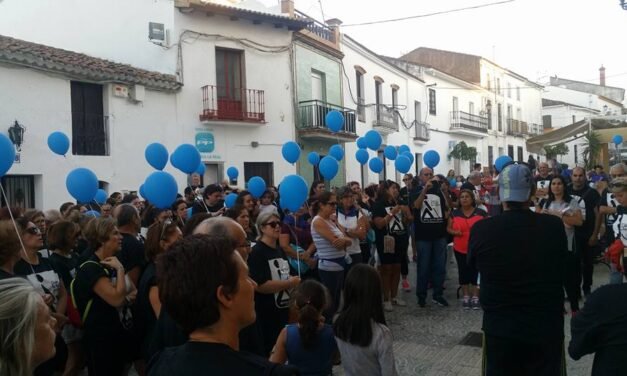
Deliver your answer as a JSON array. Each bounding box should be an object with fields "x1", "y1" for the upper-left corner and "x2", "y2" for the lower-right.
[
  {"x1": 600, "y1": 65, "x2": 606, "y2": 87},
  {"x1": 281, "y1": 0, "x2": 294, "y2": 17}
]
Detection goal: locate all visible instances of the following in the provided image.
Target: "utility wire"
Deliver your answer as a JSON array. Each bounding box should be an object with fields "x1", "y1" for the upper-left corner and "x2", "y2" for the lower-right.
[{"x1": 342, "y1": 0, "x2": 515, "y2": 27}]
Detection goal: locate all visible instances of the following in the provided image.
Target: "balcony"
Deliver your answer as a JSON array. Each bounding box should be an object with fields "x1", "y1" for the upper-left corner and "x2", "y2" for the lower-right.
[
  {"x1": 294, "y1": 10, "x2": 341, "y2": 55},
  {"x1": 414, "y1": 122, "x2": 430, "y2": 142},
  {"x1": 507, "y1": 119, "x2": 539, "y2": 137},
  {"x1": 199, "y1": 85, "x2": 265, "y2": 124},
  {"x1": 298, "y1": 100, "x2": 357, "y2": 142},
  {"x1": 372, "y1": 104, "x2": 399, "y2": 134},
  {"x1": 449, "y1": 111, "x2": 488, "y2": 136}
]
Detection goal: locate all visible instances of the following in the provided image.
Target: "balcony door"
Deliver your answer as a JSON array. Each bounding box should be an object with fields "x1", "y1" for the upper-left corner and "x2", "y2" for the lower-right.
[
  {"x1": 216, "y1": 48, "x2": 244, "y2": 120},
  {"x1": 311, "y1": 70, "x2": 325, "y2": 102}
]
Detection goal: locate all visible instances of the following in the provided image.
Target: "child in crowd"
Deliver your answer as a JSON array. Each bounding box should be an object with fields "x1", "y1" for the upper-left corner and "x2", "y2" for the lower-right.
[{"x1": 270, "y1": 279, "x2": 338, "y2": 376}]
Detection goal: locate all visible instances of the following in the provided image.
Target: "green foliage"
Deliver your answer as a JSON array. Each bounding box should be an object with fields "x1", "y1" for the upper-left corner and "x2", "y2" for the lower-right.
[
  {"x1": 582, "y1": 131, "x2": 602, "y2": 170},
  {"x1": 544, "y1": 143, "x2": 569, "y2": 159},
  {"x1": 448, "y1": 141, "x2": 478, "y2": 161}
]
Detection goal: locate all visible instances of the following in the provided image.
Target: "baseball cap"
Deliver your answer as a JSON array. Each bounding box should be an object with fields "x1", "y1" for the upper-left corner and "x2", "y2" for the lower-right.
[{"x1": 499, "y1": 163, "x2": 533, "y2": 202}]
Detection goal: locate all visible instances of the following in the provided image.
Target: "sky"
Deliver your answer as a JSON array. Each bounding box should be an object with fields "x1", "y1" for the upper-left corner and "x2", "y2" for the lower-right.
[{"x1": 256, "y1": 0, "x2": 627, "y2": 98}]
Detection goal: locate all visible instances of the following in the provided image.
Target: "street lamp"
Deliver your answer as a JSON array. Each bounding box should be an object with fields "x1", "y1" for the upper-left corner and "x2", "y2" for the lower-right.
[{"x1": 8, "y1": 120, "x2": 25, "y2": 152}]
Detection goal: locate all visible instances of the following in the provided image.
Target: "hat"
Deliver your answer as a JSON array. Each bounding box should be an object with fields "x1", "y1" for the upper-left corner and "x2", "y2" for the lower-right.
[{"x1": 499, "y1": 164, "x2": 533, "y2": 202}]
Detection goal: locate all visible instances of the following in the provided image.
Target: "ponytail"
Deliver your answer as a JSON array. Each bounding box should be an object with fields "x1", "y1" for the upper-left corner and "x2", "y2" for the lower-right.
[{"x1": 293, "y1": 280, "x2": 328, "y2": 350}]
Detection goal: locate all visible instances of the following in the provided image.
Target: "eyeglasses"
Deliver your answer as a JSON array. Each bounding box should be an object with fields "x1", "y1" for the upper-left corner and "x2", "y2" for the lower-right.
[
  {"x1": 326, "y1": 201, "x2": 338, "y2": 206},
  {"x1": 264, "y1": 221, "x2": 281, "y2": 228},
  {"x1": 26, "y1": 227, "x2": 41, "y2": 235}
]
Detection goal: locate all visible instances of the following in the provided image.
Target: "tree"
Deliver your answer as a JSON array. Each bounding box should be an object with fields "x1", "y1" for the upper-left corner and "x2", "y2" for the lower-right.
[
  {"x1": 581, "y1": 131, "x2": 602, "y2": 170},
  {"x1": 544, "y1": 143, "x2": 569, "y2": 160},
  {"x1": 448, "y1": 141, "x2": 478, "y2": 161}
]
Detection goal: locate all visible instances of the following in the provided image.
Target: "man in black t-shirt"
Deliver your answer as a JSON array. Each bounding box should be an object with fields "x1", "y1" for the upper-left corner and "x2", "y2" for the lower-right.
[
  {"x1": 412, "y1": 167, "x2": 449, "y2": 308},
  {"x1": 469, "y1": 163, "x2": 569, "y2": 376},
  {"x1": 534, "y1": 162, "x2": 553, "y2": 201},
  {"x1": 116, "y1": 204, "x2": 145, "y2": 286},
  {"x1": 568, "y1": 166, "x2": 600, "y2": 297}
]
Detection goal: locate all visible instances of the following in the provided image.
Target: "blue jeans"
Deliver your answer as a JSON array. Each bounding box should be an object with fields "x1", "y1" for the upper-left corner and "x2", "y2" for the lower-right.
[
  {"x1": 318, "y1": 269, "x2": 344, "y2": 322},
  {"x1": 610, "y1": 264, "x2": 624, "y2": 284},
  {"x1": 416, "y1": 238, "x2": 447, "y2": 299}
]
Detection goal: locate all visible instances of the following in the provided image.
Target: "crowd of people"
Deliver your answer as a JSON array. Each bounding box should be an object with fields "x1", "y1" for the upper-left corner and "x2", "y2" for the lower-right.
[{"x1": 0, "y1": 160, "x2": 626, "y2": 376}]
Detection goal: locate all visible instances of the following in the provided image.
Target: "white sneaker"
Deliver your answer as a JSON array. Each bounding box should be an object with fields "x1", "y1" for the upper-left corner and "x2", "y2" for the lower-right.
[
  {"x1": 384, "y1": 301, "x2": 394, "y2": 312},
  {"x1": 392, "y1": 298, "x2": 407, "y2": 307}
]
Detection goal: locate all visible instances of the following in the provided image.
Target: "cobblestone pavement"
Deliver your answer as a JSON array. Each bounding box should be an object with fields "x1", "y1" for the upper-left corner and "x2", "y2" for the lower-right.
[{"x1": 335, "y1": 248, "x2": 609, "y2": 376}]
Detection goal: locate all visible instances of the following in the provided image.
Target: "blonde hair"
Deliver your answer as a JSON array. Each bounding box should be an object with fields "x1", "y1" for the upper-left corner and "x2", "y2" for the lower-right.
[
  {"x1": 609, "y1": 176, "x2": 627, "y2": 193},
  {"x1": 255, "y1": 211, "x2": 280, "y2": 240},
  {"x1": 84, "y1": 217, "x2": 117, "y2": 250},
  {"x1": 0, "y1": 278, "x2": 42, "y2": 376}
]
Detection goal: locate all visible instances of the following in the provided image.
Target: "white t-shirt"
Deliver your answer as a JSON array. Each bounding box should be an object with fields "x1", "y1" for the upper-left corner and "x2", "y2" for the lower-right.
[
  {"x1": 336, "y1": 322, "x2": 398, "y2": 376},
  {"x1": 542, "y1": 199, "x2": 581, "y2": 251}
]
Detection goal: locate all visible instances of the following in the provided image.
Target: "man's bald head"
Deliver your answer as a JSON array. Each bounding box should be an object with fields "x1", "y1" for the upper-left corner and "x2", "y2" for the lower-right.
[
  {"x1": 193, "y1": 217, "x2": 248, "y2": 259},
  {"x1": 419, "y1": 167, "x2": 434, "y2": 184}
]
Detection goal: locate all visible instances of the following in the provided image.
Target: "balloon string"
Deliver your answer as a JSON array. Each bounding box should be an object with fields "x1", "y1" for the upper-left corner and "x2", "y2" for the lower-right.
[
  {"x1": 286, "y1": 214, "x2": 301, "y2": 279},
  {"x1": 87, "y1": 204, "x2": 98, "y2": 218},
  {"x1": 0, "y1": 184, "x2": 36, "y2": 275},
  {"x1": 190, "y1": 184, "x2": 210, "y2": 213}
]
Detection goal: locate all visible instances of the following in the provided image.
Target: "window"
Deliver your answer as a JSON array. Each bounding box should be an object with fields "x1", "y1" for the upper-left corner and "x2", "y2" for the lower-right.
[
  {"x1": 507, "y1": 145, "x2": 514, "y2": 159},
  {"x1": 311, "y1": 70, "x2": 326, "y2": 102},
  {"x1": 1, "y1": 175, "x2": 35, "y2": 208},
  {"x1": 414, "y1": 101, "x2": 425, "y2": 138},
  {"x1": 244, "y1": 162, "x2": 274, "y2": 186},
  {"x1": 497, "y1": 103, "x2": 503, "y2": 131},
  {"x1": 543, "y1": 115, "x2": 552, "y2": 129},
  {"x1": 469, "y1": 102, "x2": 474, "y2": 115},
  {"x1": 391, "y1": 87, "x2": 399, "y2": 126},
  {"x1": 488, "y1": 146, "x2": 494, "y2": 169},
  {"x1": 356, "y1": 70, "x2": 365, "y2": 121},
  {"x1": 498, "y1": 147, "x2": 504, "y2": 157},
  {"x1": 516, "y1": 86, "x2": 521, "y2": 101},
  {"x1": 572, "y1": 115, "x2": 576, "y2": 124},
  {"x1": 216, "y1": 47, "x2": 244, "y2": 99},
  {"x1": 375, "y1": 80, "x2": 383, "y2": 121},
  {"x1": 487, "y1": 101, "x2": 492, "y2": 130},
  {"x1": 377, "y1": 150, "x2": 387, "y2": 181},
  {"x1": 496, "y1": 78, "x2": 501, "y2": 95},
  {"x1": 415, "y1": 153, "x2": 423, "y2": 175},
  {"x1": 428, "y1": 88, "x2": 436, "y2": 115},
  {"x1": 574, "y1": 144, "x2": 578, "y2": 164},
  {"x1": 517, "y1": 146, "x2": 523, "y2": 162},
  {"x1": 487, "y1": 74, "x2": 491, "y2": 91},
  {"x1": 507, "y1": 82, "x2": 512, "y2": 98},
  {"x1": 71, "y1": 81, "x2": 107, "y2": 156}
]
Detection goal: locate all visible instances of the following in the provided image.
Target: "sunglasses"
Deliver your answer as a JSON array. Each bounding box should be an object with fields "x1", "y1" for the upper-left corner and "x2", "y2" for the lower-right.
[
  {"x1": 326, "y1": 201, "x2": 338, "y2": 206},
  {"x1": 26, "y1": 227, "x2": 41, "y2": 235},
  {"x1": 264, "y1": 221, "x2": 281, "y2": 228}
]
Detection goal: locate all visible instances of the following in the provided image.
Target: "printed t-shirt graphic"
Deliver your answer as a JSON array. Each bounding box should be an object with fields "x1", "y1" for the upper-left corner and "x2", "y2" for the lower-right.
[
  {"x1": 420, "y1": 194, "x2": 444, "y2": 223},
  {"x1": 268, "y1": 257, "x2": 291, "y2": 309},
  {"x1": 386, "y1": 207, "x2": 406, "y2": 235}
]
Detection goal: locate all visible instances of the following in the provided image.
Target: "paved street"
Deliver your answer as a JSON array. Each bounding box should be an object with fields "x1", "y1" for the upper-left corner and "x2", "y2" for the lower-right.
[{"x1": 335, "y1": 247, "x2": 607, "y2": 376}]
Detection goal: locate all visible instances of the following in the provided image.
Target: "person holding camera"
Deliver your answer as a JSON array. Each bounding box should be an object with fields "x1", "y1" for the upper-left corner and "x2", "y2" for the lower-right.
[{"x1": 412, "y1": 167, "x2": 450, "y2": 308}]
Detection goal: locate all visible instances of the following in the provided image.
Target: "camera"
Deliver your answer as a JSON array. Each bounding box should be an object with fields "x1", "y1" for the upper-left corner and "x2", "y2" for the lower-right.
[{"x1": 430, "y1": 180, "x2": 440, "y2": 191}]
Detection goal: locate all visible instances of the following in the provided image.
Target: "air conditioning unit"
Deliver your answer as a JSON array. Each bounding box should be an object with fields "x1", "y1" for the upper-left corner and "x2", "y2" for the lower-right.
[{"x1": 129, "y1": 85, "x2": 145, "y2": 102}]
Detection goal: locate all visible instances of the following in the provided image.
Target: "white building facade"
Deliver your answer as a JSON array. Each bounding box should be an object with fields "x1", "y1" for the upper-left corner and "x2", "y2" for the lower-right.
[{"x1": 0, "y1": 0, "x2": 306, "y2": 208}]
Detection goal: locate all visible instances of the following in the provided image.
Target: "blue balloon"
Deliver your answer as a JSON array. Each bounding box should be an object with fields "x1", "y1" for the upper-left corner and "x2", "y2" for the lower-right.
[
  {"x1": 325, "y1": 110, "x2": 344, "y2": 132},
  {"x1": 0, "y1": 134, "x2": 15, "y2": 177},
  {"x1": 329, "y1": 144, "x2": 344, "y2": 161},
  {"x1": 145, "y1": 143, "x2": 169, "y2": 170},
  {"x1": 248, "y1": 176, "x2": 266, "y2": 198},
  {"x1": 225, "y1": 193, "x2": 238, "y2": 209},
  {"x1": 94, "y1": 189, "x2": 107, "y2": 205},
  {"x1": 84, "y1": 210, "x2": 101, "y2": 218},
  {"x1": 402, "y1": 151, "x2": 414, "y2": 164},
  {"x1": 279, "y1": 175, "x2": 308, "y2": 212},
  {"x1": 226, "y1": 166, "x2": 239, "y2": 180},
  {"x1": 395, "y1": 155, "x2": 412, "y2": 174},
  {"x1": 398, "y1": 145, "x2": 411, "y2": 155},
  {"x1": 66, "y1": 168, "x2": 99, "y2": 203},
  {"x1": 613, "y1": 134, "x2": 624, "y2": 145},
  {"x1": 144, "y1": 171, "x2": 178, "y2": 209},
  {"x1": 195, "y1": 162, "x2": 205, "y2": 176},
  {"x1": 171, "y1": 144, "x2": 201, "y2": 174},
  {"x1": 356, "y1": 137, "x2": 368, "y2": 149},
  {"x1": 365, "y1": 130, "x2": 382, "y2": 151},
  {"x1": 307, "y1": 152, "x2": 320, "y2": 166},
  {"x1": 384, "y1": 145, "x2": 398, "y2": 160},
  {"x1": 355, "y1": 149, "x2": 369, "y2": 165},
  {"x1": 423, "y1": 150, "x2": 440, "y2": 168},
  {"x1": 495, "y1": 155, "x2": 513, "y2": 172},
  {"x1": 282, "y1": 141, "x2": 301, "y2": 164},
  {"x1": 47, "y1": 131, "x2": 70, "y2": 156},
  {"x1": 139, "y1": 184, "x2": 147, "y2": 199},
  {"x1": 369, "y1": 157, "x2": 384, "y2": 173},
  {"x1": 319, "y1": 156, "x2": 339, "y2": 180}
]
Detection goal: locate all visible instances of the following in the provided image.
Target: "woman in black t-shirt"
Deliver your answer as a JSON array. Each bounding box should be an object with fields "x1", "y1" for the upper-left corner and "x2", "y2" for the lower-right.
[
  {"x1": 372, "y1": 180, "x2": 412, "y2": 312},
  {"x1": 13, "y1": 217, "x2": 68, "y2": 376},
  {"x1": 248, "y1": 212, "x2": 301, "y2": 356},
  {"x1": 47, "y1": 220, "x2": 84, "y2": 375},
  {"x1": 137, "y1": 219, "x2": 182, "y2": 362},
  {"x1": 73, "y1": 218, "x2": 137, "y2": 376}
]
